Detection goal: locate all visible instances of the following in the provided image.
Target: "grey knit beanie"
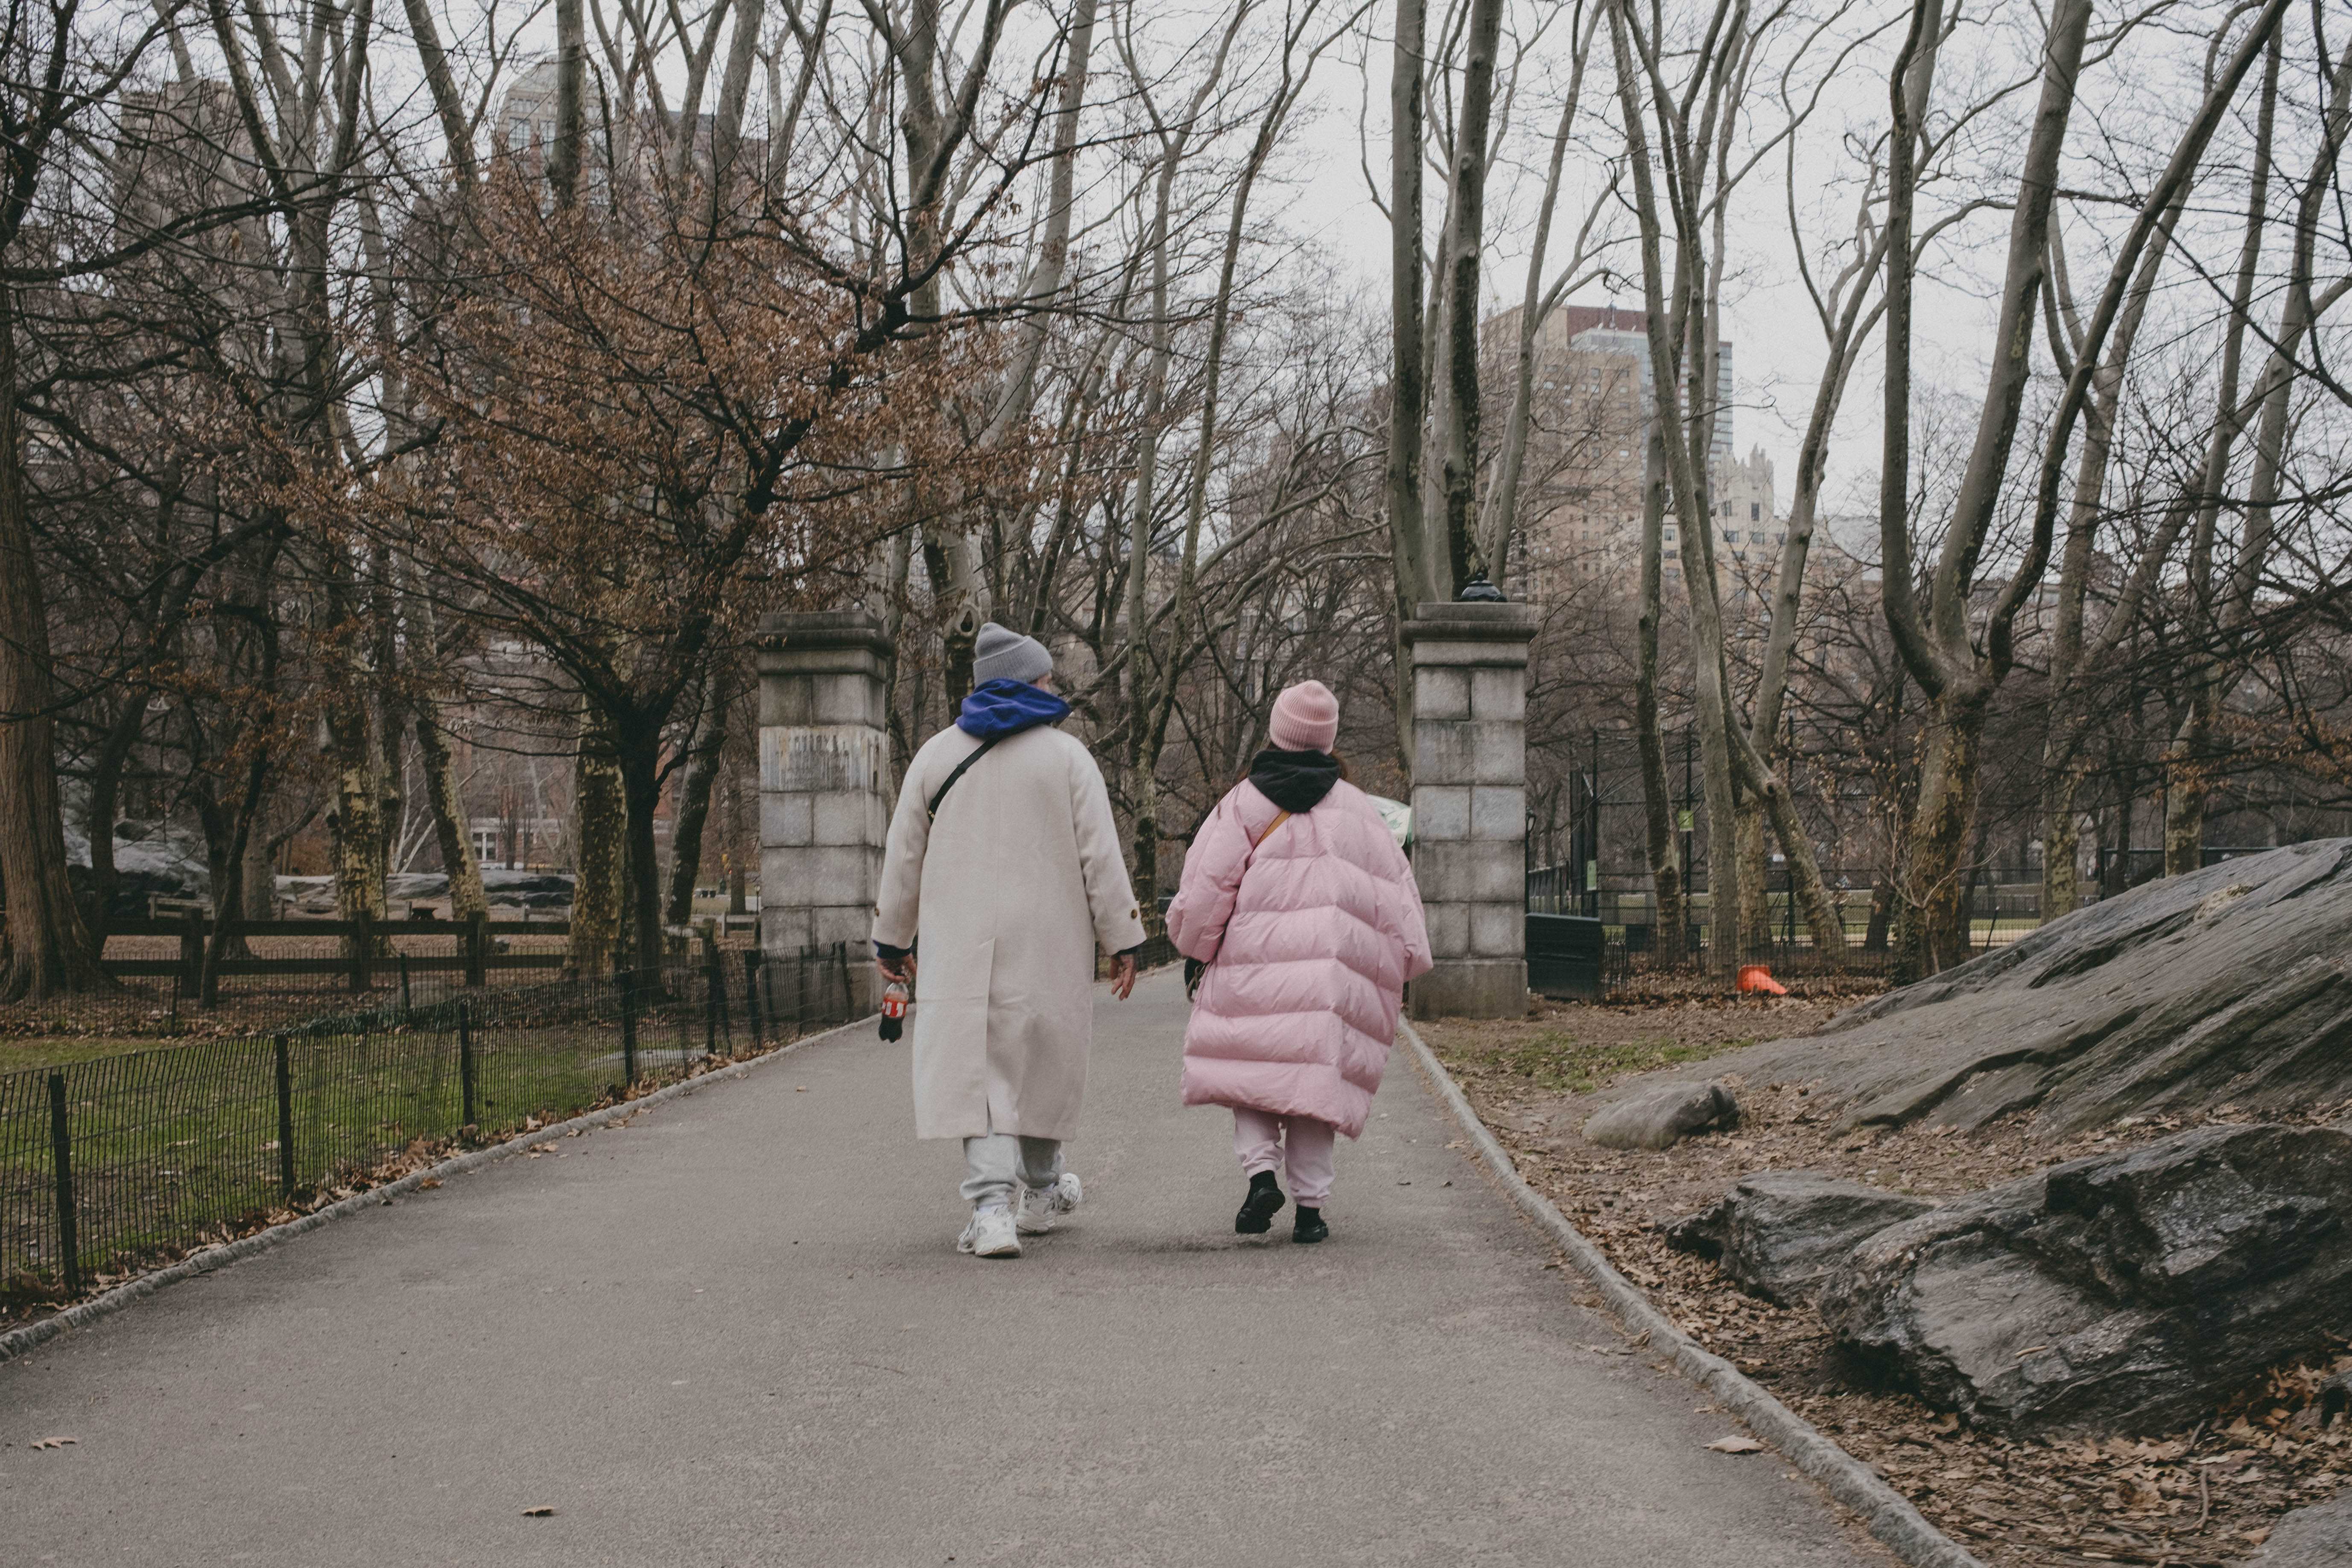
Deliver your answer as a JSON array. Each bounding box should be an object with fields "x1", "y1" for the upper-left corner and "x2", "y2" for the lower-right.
[{"x1": 972, "y1": 622, "x2": 1053, "y2": 685}]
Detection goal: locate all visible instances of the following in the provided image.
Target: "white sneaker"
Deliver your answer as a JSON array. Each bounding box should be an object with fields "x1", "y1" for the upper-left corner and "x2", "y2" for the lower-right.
[
  {"x1": 1017, "y1": 1172, "x2": 1084, "y2": 1235},
  {"x1": 957, "y1": 1205, "x2": 1021, "y2": 1258}
]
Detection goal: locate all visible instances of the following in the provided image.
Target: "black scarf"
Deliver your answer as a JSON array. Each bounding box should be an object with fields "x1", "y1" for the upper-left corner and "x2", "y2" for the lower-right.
[{"x1": 1248, "y1": 748, "x2": 1342, "y2": 813}]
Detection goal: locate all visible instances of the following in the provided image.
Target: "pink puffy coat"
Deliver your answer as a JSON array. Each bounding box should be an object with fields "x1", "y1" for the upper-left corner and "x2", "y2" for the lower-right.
[{"x1": 1167, "y1": 778, "x2": 1433, "y2": 1139}]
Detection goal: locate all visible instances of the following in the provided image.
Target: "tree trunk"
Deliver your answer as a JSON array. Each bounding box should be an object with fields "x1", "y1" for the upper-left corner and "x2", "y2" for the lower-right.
[
  {"x1": 1695, "y1": 709, "x2": 1740, "y2": 973},
  {"x1": 2162, "y1": 696, "x2": 2217, "y2": 876},
  {"x1": 327, "y1": 719, "x2": 390, "y2": 949},
  {"x1": 2040, "y1": 765, "x2": 2083, "y2": 922},
  {"x1": 1435, "y1": 0, "x2": 1506, "y2": 591},
  {"x1": 191, "y1": 789, "x2": 253, "y2": 964},
  {"x1": 1734, "y1": 796, "x2": 1771, "y2": 952},
  {"x1": 324, "y1": 564, "x2": 393, "y2": 964},
  {"x1": 619, "y1": 735, "x2": 666, "y2": 987},
  {"x1": 1633, "y1": 430, "x2": 1685, "y2": 962},
  {"x1": 664, "y1": 672, "x2": 730, "y2": 929},
  {"x1": 323, "y1": 642, "x2": 390, "y2": 968},
  {"x1": 1893, "y1": 698, "x2": 1984, "y2": 983},
  {"x1": 708, "y1": 0, "x2": 766, "y2": 190},
  {"x1": 1131, "y1": 765, "x2": 1161, "y2": 911},
  {"x1": 1122, "y1": 110, "x2": 1184, "y2": 873},
  {"x1": 416, "y1": 705, "x2": 487, "y2": 921},
  {"x1": 199, "y1": 748, "x2": 272, "y2": 1005},
  {"x1": 400, "y1": 0, "x2": 478, "y2": 186},
  {"x1": 81, "y1": 698, "x2": 148, "y2": 943},
  {"x1": 240, "y1": 804, "x2": 275, "y2": 922},
  {"x1": 548, "y1": 0, "x2": 586, "y2": 207},
  {"x1": 1386, "y1": 0, "x2": 1430, "y2": 765},
  {"x1": 0, "y1": 294, "x2": 110, "y2": 1000},
  {"x1": 1864, "y1": 876, "x2": 1894, "y2": 953},
  {"x1": 1745, "y1": 753, "x2": 1848, "y2": 959},
  {"x1": 569, "y1": 707, "x2": 628, "y2": 977}
]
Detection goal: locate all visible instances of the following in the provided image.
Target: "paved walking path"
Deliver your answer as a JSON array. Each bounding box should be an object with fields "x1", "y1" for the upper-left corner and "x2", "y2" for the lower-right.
[{"x1": 1, "y1": 971, "x2": 1881, "y2": 1567}]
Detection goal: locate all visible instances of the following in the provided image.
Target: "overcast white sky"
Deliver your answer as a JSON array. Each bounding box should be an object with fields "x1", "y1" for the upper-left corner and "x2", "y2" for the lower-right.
[{"x1": 1262, "y1": 75, "x2": 1987, "y2": 558}]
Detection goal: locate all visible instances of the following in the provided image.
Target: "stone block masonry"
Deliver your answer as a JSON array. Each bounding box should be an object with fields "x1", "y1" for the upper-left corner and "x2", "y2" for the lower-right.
[
  {"x1": 757, "y1": 609, "x2": 896, "y2": 1016},
  {"x1": 1403, "y1": 601, "x2": 1538, "y2": 1019}
]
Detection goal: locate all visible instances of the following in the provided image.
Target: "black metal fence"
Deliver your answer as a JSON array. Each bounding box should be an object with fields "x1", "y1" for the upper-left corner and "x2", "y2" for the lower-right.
[{"x1": 2, "y1": 944, "x2": 858, "y2": 1309}]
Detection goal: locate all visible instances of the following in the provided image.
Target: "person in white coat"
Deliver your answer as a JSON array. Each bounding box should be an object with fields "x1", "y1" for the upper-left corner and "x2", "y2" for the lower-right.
[{"x1": 873, "y1": 624, "x2": 1145, "y2": 1258}]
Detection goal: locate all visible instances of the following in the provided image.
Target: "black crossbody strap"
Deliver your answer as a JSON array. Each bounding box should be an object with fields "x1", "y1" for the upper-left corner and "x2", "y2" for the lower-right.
[{"x1": 926, "y1": 735, "x2": 1003, "y2": 820}]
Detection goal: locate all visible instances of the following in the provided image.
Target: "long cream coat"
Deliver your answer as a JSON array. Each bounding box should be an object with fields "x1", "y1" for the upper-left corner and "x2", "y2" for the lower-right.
[{"x1": 872, "y1": 723, "x2": 1145, "y2": 1140}]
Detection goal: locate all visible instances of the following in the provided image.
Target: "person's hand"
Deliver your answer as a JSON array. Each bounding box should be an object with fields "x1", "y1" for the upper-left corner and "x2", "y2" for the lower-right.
[
  {"x1": 1109, "y1": 953, "x2": 1138, "y2": 1000},
  {"x1": 876, "y1": 954, "x2": 915, "y2": 987}
]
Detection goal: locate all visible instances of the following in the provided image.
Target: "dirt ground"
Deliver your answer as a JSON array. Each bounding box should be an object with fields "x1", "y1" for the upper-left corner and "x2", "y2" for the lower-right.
[{"x1": 1420, "y1": 995, "x2": 2352, "y2": 1568}]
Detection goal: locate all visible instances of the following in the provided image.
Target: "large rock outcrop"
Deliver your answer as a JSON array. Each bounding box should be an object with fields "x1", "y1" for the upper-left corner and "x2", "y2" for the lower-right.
[
  {"x1": 1665, "y1": 1172, "x2": 1937, "y2": 1307},
  {"x1": 1817, "y1": 1123, "x2": 2352, "y2": 1435},
  {"x1": 1701, "y1": 841, "x2": 2352, "y2": 1137}
]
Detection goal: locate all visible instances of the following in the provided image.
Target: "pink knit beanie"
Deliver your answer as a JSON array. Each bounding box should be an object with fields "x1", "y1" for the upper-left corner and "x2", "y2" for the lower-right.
[{"x1": 1268, "y1": 680, "x2": 1340, "y2": 753}]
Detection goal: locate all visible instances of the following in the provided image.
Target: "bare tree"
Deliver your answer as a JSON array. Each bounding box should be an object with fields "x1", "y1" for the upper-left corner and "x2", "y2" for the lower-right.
[{"x1": 1876, "y1": 0, "x2": 2287, "y2": 978}]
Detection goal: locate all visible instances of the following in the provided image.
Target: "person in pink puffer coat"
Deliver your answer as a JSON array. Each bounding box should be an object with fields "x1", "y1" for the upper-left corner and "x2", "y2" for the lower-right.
[{"x1": 1166, "y1": 680, "x2": 1432, "y2": 1244}]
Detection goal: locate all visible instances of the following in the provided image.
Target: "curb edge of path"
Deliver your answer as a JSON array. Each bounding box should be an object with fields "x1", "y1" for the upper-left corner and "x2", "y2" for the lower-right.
[
  {"x1": 1400, "y1": 1019, "x2": 1987, "y2": 1568},
  {"x1": 0, "y1": 1013, "x2": 875, "y2": 1368}
]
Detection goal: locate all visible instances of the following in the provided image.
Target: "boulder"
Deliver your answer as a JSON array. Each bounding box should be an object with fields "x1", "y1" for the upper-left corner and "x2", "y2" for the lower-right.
[
  {"x1": 1818, "y1": 1122, "x2": 2352, "y2": 1435},
  {"x1": 2247, "y1": 1492, "x2": 2352, "y2": 1568},
  {"x1": 1581, "y1": 1080, "x2": 1737, "y2": 1150},
  {"x1": 1687, "y1": 841, "x2": 2352, "y2": 1137},
  {"x1": 1665, "y1": 1171, "x2": 1937, "y2": 1307}
]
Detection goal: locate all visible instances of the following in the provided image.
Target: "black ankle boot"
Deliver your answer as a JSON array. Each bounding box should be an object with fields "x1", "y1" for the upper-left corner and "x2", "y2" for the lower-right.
[
  {"x1": 1235, "y1": 1171, "x2": 1285, "y2": 1234},
  {"x1": 1292, "y1": 1206, "x2": 1329, "y2": 1244}
]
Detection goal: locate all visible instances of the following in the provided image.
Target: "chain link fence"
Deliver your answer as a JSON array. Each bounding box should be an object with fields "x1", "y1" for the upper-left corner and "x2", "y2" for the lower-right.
[{"x1": 2, "y1": 944, "x2": 857, "y2": 1314}]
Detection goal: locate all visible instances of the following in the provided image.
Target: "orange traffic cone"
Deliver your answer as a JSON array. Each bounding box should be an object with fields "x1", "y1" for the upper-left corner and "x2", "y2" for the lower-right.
[{"x1": 1736, "y1": 964, "x2": 1788, "y2": 996}]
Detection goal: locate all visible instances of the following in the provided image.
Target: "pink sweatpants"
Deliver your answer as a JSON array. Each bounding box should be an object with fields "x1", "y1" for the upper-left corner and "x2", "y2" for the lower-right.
[{"x1": 1232, "y1": 1108, "x2": 1337, "y2": 1204}]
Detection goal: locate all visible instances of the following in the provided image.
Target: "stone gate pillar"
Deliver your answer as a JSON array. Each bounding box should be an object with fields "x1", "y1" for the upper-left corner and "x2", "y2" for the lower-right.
[
  {"x1": 756, "y1": 609, "x2": 894, "y2": 1016},
  {"x1": 1402, "y1": 600, "x2": 1538, "y2": 1019}
]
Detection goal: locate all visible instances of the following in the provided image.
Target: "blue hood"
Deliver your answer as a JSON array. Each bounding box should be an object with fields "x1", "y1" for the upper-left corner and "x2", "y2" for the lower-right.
[{"x1": 958, "y1": 678, "x2": 1070, "y2": 739}]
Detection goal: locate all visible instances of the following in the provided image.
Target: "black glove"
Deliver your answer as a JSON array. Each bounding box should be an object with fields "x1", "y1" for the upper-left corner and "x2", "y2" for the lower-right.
[{"x1": 1183, "y1": 957, "x2": 1205, "y2": 1001}]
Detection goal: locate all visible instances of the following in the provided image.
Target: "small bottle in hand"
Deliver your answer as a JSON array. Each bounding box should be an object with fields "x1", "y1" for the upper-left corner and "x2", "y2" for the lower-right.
[{"x1": 879, "y1": 978, "x2": 910, "y2": 1041}]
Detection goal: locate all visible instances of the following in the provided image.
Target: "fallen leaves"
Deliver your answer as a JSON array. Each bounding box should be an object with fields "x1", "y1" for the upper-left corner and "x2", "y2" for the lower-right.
[
  {"x1": 1706, "y1": 1436, "x2": 1766, "y2": 1454},
  {"x1": 521, "y1": 1505, "x2": 555, "y2": 1517},
  {"x1": 29, "y1": 1435, "x2": 76, "y2": 1450},
  {"x1": 1422, "y1": 1008, "x2": 2352, "y2": 1568}
]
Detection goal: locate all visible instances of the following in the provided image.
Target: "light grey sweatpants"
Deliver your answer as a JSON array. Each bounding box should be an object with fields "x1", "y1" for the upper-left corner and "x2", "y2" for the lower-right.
[{"x1": 961, "y1": 1133, "x2": 1063, "y2": 1211}]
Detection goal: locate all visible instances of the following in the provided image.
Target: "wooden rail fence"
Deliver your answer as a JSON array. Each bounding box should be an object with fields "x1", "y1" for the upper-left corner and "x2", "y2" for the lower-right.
[{"x1": 102, "y1": 913, "x2": 574, "y2": 996}]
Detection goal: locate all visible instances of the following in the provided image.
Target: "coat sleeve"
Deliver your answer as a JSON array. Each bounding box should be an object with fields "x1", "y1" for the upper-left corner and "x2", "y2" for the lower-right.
[
  {"x1": 871, "y1": 750, "x2": 932, "y2": 951},
  {"x1": 1069, "y1": 743, "x2": 1148, "y2": 953},
  {"x1": 1164, "y1": 788, "x2": 1253, "y2": 964},
  {"x1": 1393, "y1": 850, "x2": 1435, "y2": 982},
  {"x1": 1365, "y1": 794, "x2": 1434, "y2": 982}
]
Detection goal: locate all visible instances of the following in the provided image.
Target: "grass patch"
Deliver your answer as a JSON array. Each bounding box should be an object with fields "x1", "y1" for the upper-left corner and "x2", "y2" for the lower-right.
[
  {"x1": 0, "y1": 1037, "x2": 192, "y2": 1072},
  {"x1": 1478, "y1": 1029, "x2": 1758, "y2": 1095}
]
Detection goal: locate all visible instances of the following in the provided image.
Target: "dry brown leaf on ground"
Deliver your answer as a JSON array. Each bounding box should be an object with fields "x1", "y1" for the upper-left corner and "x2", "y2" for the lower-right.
[
  {"x1": 1707, "y1": 1436, "x2": 1767, "y2": 1454},
  {"x1": 29, "y1": 1435, "x2": 76, "y2": 1449},
  {"x1": 521, "y1": 1505, "x2": 555, "y2": 1516}
]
